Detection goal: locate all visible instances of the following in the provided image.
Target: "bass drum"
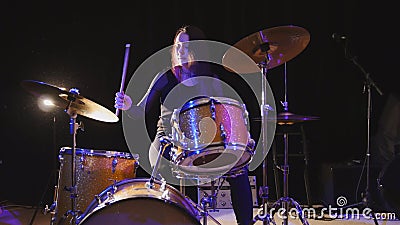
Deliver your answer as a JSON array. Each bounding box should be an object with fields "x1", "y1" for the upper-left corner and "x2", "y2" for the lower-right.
[
  {"x1": 77, "y1": 178, "x2": 201, "y2": 225},
  {"x1": 378, "y1": 154, "x2": 400, "y2": 218}
]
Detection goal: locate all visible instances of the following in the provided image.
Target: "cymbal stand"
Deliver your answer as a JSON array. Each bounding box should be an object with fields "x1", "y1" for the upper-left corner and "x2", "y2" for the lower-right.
[
  {"x1": 253, "y1": 43, "x2": 276, "y2": 225},
  {"x1": 63, "y1": 88, "x2": 83, "y2": 224},
  {"x1": 269, "y1": 63, "x2": 309, "y2": 225}
]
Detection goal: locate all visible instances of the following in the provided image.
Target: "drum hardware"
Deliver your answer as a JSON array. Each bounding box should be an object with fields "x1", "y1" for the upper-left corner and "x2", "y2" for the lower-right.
[
  {"x1": 193, "y1": 178, "x2": 227, "y2": 225},
  {"x1": 267, "y1": 59, "x2": 319, "y2": 225},
  {"x1": 254, "y1": 60, "x2": 277, "y2": 225},
  {"x1": 266, "y1": 64, "x2": 314, "y2": 225},
  {"x1": 272, "y1": 125, "x2": 313, "y2": 208},
  {"x1": 268, "y1": 122, "x2": 311, "y2": 225},
  {"x1": 223, "y1": 25, "x2": 315, "y2": 225},
  {"x1": 20, "y1": 80, "x2": 122, "y2": 224},
  {"x1": 147, "y1": 136, "x2": 172, "y2": 189},
  {"x1": 59, "y1": 88, "x2": 87, "y2": 224},
  {"x1": 45, "y1": 185, "x2": 58, "y2": 214},
  {"x1": 93, "y1": 180, "x2": 118, "y2": 206},
  {"x1": 198, "y1": 180, "x2": 221, "y2": 225}
]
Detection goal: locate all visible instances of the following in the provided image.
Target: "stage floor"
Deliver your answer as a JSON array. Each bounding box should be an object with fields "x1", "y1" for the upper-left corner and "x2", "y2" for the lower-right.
[{"x1": 1, "y1": 205, "x2": 398, "y2": 225}]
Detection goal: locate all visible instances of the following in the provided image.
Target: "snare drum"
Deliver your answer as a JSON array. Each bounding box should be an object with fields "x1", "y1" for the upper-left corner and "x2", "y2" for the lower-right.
[
  {"x1": 171, "y1": 96, "x2": 254, "y2": 177},
  {"x1": 77, "y1": 178, "x2": 200, "y2": 225},
  {"x1": 51, "y1": 147, "x2": 139, "y2": 225}
]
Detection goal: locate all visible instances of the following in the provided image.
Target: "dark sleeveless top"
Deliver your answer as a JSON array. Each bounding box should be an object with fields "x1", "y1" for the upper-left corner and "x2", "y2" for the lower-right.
[{"x1": 141, "y1": 69, "x2": 222, "y2": 140}]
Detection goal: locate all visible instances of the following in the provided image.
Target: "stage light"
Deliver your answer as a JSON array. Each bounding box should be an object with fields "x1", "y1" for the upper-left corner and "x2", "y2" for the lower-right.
[{"x1": 37, "y1": 96, "x2": 56, "y2": 112}]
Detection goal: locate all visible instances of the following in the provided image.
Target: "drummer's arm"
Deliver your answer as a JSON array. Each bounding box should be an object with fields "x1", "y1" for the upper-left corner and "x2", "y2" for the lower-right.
[{"x1": 123, "y1": 72, "x2": 166, "y2": 120}]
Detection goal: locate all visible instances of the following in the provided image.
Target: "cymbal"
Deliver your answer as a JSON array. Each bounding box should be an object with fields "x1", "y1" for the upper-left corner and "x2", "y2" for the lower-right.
[
  {"x1": 222, "y1": 25, "x2": 310, "y2": 74},
  {"x1": 275, "y1": 112, "x2": 319, "y2": 125},
  {"x1": 21, "y1": 80, "x2": 119, "y2": 123},
  {"x1": 253, "y1": 111, "x2": 319, "y2": 125}
]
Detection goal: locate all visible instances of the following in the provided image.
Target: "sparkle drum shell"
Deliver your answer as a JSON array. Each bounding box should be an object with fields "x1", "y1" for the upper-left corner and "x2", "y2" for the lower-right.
[
  {"x1": 171, "y1": 97, "x2": 254, "y2": 177},
  {"x1": 52, "y1": 147, "x2": 139, "y2": 224}
]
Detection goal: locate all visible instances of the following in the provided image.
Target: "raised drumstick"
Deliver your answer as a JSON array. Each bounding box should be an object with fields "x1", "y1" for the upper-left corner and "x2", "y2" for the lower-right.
[{"x1": 116, "y1": 43, "x2": 131, "y2": 116}]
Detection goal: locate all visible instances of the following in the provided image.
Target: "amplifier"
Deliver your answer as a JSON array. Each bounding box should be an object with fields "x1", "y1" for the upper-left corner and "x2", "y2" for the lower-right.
[{"x1": 197, "y1": 176, "x2": 258, "y2": 209}]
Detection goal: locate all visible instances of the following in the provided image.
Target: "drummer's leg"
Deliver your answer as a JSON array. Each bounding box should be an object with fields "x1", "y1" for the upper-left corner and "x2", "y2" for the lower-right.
[{"x1": 226, "y1": 168, "x2": 253, "y2": 225}]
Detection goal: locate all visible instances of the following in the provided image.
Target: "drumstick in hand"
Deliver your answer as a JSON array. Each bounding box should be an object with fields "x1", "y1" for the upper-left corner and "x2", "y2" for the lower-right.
[{"x1": 116, "y1": 43, "x2": 131, "y2": 117}]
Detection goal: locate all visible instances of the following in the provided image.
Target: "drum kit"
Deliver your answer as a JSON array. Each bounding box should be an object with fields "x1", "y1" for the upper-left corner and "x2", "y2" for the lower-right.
[{"x1": 21, "y1": 25, "x2": 319, "y2": 225}]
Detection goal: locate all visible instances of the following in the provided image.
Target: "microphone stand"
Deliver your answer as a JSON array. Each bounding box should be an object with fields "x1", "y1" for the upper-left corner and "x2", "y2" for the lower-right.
[{"x1": 339, "y1": 38, "x2": 383, "y2": 225}]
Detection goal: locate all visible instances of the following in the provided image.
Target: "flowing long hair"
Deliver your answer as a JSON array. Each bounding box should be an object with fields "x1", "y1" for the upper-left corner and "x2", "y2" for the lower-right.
[{"x1": 171, "y1": 25, "x2": 212, "y2": 77}]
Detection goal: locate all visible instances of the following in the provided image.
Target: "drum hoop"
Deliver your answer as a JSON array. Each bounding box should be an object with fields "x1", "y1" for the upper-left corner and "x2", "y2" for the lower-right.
[
  {"x1": 60, "y1": 147, "x2": 138, "y2": 159},
  {"x1": 175, "y1": 143, "x2": 249, "y2": 158},
  {"x1": 179, "y1": 96, "x2": 244, "y2": 113},
  {"x1": 78, "y1": 178, "x2": 200, "y2": 225},
  {"x1": 78, "y1": 196, "x2": 200, "y2": 225},
  {"x1": 172, "y1": 145, "x2": 254, "y2": 176}
]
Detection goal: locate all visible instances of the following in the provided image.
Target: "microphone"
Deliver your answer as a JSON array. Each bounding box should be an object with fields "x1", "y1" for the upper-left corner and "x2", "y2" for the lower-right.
[{"x1": 332, "y1": 33, "x2": 347, "y2": 42}]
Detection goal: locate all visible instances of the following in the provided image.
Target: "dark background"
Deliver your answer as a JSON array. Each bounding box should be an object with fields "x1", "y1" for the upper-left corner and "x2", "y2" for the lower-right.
[{"x1": 1, "y1": 0, "x2": 398, "y2": 209}]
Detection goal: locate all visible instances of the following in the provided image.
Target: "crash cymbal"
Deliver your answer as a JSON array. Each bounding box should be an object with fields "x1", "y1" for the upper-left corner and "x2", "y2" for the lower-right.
[
  {"x1": 222, "y1": 25, "x2": 310, "y2": 74},
  {"x1": 21, "y1": 80, "x2": 119, "y2": 123}
]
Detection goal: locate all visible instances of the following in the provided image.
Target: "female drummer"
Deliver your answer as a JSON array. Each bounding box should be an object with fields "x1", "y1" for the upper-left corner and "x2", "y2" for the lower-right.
[{"x1": 114, "y1": 25, "x2": 254, "y2": 225}]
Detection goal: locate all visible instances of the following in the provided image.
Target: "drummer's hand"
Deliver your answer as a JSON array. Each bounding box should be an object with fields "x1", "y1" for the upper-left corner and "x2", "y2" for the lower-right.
[{"x1": 114, "y1": 91, "x2": 132, "y2": 111}]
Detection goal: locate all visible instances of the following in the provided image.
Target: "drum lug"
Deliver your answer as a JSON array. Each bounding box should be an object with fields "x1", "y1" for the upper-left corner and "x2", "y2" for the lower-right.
[
  {"x1": 44, "y1": 201, "x2": 56, "y2": 215},
  {"x1": 162, "y1": 190, "x2": 170, "y2": 201},
  {"x1": 95, "y1": 194, "x2": 102, "y2": 204},
  {"x1": 104, "y1": 192, "x2": 115, "y2": 205},
  {"x1": 58, "y1": 155, "x2": 64, "y2": 164},
  {"x1": 112, "y1": 157, "x2": 118, "y2": 173},
  {"x1": 220, "y1": 124, "x2": 227, "y2": 146},
  {"x1": 210, "y1": 98, "x2": 216, "y2": 120},
  {"x1": 160, "y1": 179, "x2": 171, "y2": 200},
  {"x1": 247, "y1": 138, "x2": 256, "y2": 154},
  {"x1": 220, "y1": 124, "x2": 226, "y2": 139},
  {"x1": 160, "y1": 178, "x2": 167, "y2": 192},
  {"x1": 109, "y1": 179, "x2": 118, "y2": 193},
  {"x1": 133, "y1": 160, "x2": 139, "y2": 176},
  {"x1": 80, "y1": 154, "x2": 86, "y2": 170}
]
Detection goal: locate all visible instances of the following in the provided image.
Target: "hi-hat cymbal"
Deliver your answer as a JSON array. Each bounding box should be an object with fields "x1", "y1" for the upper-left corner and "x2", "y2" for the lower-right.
[
  {"x1": 253, "y1": 111, "x2": 319, "y2": 125},
  {"x1": 21, "y1": 80, "x2": 119, "y2": 123},
  {"x1": 222, "y1": 25, "x2": 310, "y2": 74},
  {"x1": 275, "y1": 111, "x2": 319, "y2": 125}
]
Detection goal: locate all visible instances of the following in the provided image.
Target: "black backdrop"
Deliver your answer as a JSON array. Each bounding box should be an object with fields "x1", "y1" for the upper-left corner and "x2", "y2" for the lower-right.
[{"x1": 1, "y1": 0, "x2": 398, "y2": 207}]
